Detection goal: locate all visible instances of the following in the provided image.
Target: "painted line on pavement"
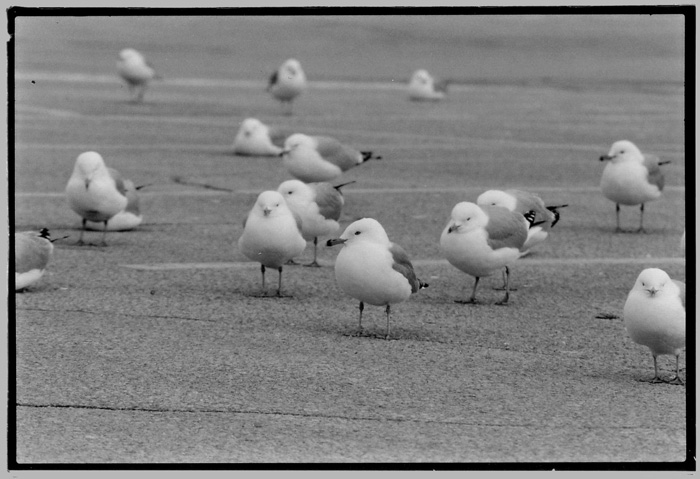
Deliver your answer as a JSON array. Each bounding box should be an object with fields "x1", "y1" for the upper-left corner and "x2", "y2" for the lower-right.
[{"x1": 120, "y1": 257, "x2": 685, "y2": 271}]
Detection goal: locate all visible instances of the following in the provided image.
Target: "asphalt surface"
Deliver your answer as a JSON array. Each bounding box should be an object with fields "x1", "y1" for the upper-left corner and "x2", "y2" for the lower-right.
[{"x1": 11, "y1": 13, "x2": 691, "y2": 466}]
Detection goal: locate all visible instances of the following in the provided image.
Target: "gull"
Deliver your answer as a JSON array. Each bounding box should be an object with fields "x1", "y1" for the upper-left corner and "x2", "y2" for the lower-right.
[
  {"x1": 277, "y1": 179, "x2": 354, "y2": 267},
  {"x1": 623, "y1": 268, "x2": 685, "y2": 384},
  {"x1": 440, "y1": 202, "x2": 532, "y2": 304},
  {"x1": 65, "y1": 151, "x2": 128, "y2": 245},
  {"x1": 280, "y1": 133, "x2": 381, "y2": 183},
  {"x1": 600, "y1": 140, "x2": 669, "y2": 233},
  {"x1": 267, "y1": 58, "x2": 307, "y2": 115},
  {"x1": 232, "y1": 118, "x2": 287, "y2": 157},
  {"x1": 117, "y1": 48, "x2": 160, "y2": 103},
  {"x1": 476, "y1": 189, "x2": 568, "y2": 255},
  {"x1": 327, "y1": 218, "x2": 428, "y2": 339},
  {"x1": 85, "y1": 179, "x2": 144, "y2": 231},
  {"x1": 15, "y1": 228, "x2": 64, "y2": 291},
  {"x1": 408, "y1": 69, "x2": 449, "y2": 101},
  {"x1": 237, "y1": 190, "x2": 307, "y2": 297}
]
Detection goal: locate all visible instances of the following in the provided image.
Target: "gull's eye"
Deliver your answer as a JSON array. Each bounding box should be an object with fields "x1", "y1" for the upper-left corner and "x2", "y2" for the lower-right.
[
  {"x1": 354, "y1": 231, "x2": 361, "y2": 235},
  {"x1": 275, "y1": 203, "x2": 280, "y2": 207},
  {"x1": 641, "y1": 282, "x2": 646, "y2": 287}
]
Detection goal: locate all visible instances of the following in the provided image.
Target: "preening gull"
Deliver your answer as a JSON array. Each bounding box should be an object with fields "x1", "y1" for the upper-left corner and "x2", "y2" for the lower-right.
[{"x1": 65, "y1": 151, "x2": 129, "y2": 245}]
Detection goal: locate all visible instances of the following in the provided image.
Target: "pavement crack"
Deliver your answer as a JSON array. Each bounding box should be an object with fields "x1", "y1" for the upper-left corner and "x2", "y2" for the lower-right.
[{"x1": 15, "y1": 307, "x2": 218, "y2": 323}]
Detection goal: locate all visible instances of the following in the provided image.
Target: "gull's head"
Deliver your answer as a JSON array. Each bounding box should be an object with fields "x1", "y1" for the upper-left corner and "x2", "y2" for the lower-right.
[
  {"x1": 239, "y1": 118, "x2": 264, "y2": 138},
  {"x1": 277, "y1": 179, "x2": 312, "y2": 204},
  {"x1": 476, "y1": 190, "x2": 517, "y2": 211},
  {"x1": 410, "y1": 69, "x2": 432, "y2": 86},
  {"x1": 600, "y1": 140, "x2": 643, "y2": 163},
  {"x1": 446, "y1": 202, "x2": 487, "y2": 234},
  {"x1": 282, "y1": 58, "x2": 305, "y2": 79},
  {"x1": 254, "y1": 190, "x2": 288, "y2": 218},
  {"x1": 119, "y1": 48, "x2": 142, "y2": 61},
  {"x1": 281, "y1": 133, "x2": 312, "y2": 156},
  {"x1": 633, "y1": 268, "x2": 673, "y2": 298},
  {"x1": 74, "y1": 151, "x2": 107, "y2": 186},
  {"x1": 327, "y1": 218, "x2": 389, "y2": 247}
]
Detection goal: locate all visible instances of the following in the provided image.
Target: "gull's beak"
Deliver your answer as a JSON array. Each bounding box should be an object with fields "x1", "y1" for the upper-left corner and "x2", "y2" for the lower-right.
[
  {"x1": 263, "y1": 207, "x2": 272, "y2": 216},
  {"x1": 599, "y1": 154, "x2": 613, "y2": 162},
  {"x1": 647, "y1": 287, "x2": 658, "y2": 297},
  {"x1": 326, "y1": 238, "x2": 347, "y2": 247},
  {"x1": 447, "y1": 223, "x2": 460, "y2": 234},
  {"x1": 279, "y1": 150, "x2": 287, "y2": 157}
]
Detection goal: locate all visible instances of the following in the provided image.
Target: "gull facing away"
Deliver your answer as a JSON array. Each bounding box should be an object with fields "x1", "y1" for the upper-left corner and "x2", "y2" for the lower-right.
[
  {"x1": 623, "y1": 268, "x2": 685, "y2": 385},
  {"x1": 408, "y1": 69, "x2": 449, "y2": 101},
  {"x1": 85, "y1": 179, "x2": 144, "y2": 231},
  {"x1": 277, "y1": 179, "x2": 354, "y2": 267},
  {"x1": 117, "y1": 48, "x2": 160, "y2": 103},
  {"x1": 477, "y1": 189, "x2": 568, "y2": 255},
  {"x1": 599, "y1": 140, "x2": 669, "y2": 233},
  {"x1": 233, "y1": 118, "x2": 288, "y2": 157},
  {"x1": 327, "y1": 218, "x2": 428, "y2": 340},
  {"x1": 238, "y1": 191, "x2": 307, "y2": 297},
  {"x1": 280, "y1": 133, "x2": 382, "y2": 183},
  {"x1": 267, "y1": 58, "x2": 307, "y2": 115},
  {"x1": 440, "y1": 202, "x2": 532, "y2": 304},
  {"x1": 15, "y1": 228, "x2": 63, "y2": 291},
  {"x1": 65, "y1": 151, "x2": 129, "y2": 246}
]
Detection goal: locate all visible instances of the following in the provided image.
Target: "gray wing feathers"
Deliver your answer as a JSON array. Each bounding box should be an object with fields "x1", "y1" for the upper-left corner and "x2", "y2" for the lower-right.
[
  {"x1": 15, "y1": 234, "x2": 51, "y2": 272},
  {"x1": 310, "y1": 183, "x2": 344, "y2": 221},
  {"x1": 108, "y1": 168, "x2": 128, "y2": 196},
  {"x1": 482, "y1": 206, "x2": 528, "y2": 251},
  {"x1": 291, "y1": 210, "x2": 304, "y2": 232},
  {"x1": 506, "y1": 189, "x2": 555, "y2": 223},
  {"x1": 389, "y1": 244, "x2": 420, "y2": 293},
  {"x1": 643, "y1": 154, "x2": 665, "y2": 191},
  {"x1": 268, "y1": 127, "x2": 288, "y2": 148},
  {"x1": 672, "y1": 280, "x2": 685, "y2": 309},
  {"x1": 314, "y1": 136, "x2": 362, "y2": 171}
]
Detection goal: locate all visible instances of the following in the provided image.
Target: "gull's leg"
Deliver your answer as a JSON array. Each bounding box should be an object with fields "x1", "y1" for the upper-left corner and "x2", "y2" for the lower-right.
[
  {"x1": 384, "y1": 304, "x2": 391, "y2": 340},
  {"x1": 260, "y1": 264, "x2": 266, "y2": 295},
  {"x1": 356, "y1": 301, "x2": 364, "y2": 335},
  {"x1": 276, "y1": 266, "x2": 283, "y2": 296},
  {"x1": 636, "y1": 203, "x2": 646, "y2": 233},
  {"x1": 667, "y1": 354, "x2": 684, "y2": 385},
  {"x1": 615, "y1": 204, "x2": 622, "y2": 232},
  {"x1": 305, "y1": 237, "x2": 322, "y2": 267},
  {"x1": 77, "y1": 218, "x2": 87, "y2": 245},
  {"x1": 647, "y1": 355, "x2": 665, "y2": 383},
  {"x1": 456, "y1": 277, "x2": 479, "y2": 304},
  {"x1": 100, "y1": 220, "x2": 109, "y2": 246},
  {"x1": 495, "y1": 266, "x2": 510, "y2": 305}
]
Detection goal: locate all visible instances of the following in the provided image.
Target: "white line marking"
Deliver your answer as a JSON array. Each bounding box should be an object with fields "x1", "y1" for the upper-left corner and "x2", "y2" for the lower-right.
[
  {"x1": 120, "y1": 257, "x2": 685, "y2": 271},
  {"x1": 15, "y1": 185, "x2": 686, "y2": 198}
]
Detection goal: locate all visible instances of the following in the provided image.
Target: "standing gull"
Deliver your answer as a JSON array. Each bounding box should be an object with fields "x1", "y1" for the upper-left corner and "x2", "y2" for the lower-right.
[
  {"x1": 623, "y1": 268, "x2": 685, "y2": 384},
  {"x1": 85, "y1": 178, "x2": 144, "y2": 231},
  {"x1": 408, "y1": 69, "x2": 449, "y2": 101},
  {"x1": 440, "y1": 202, "x2": 531, "y2": 304},
  {"x1": 238, "y1": 190, "x2": 306, "y2": 297},
  {"x1": 233, "y1": 118, "x2": 287, "y2": 157},
  {"x1": 327, "y1": 218, "x2": 428, "y2": 339},
  {"x1": 277, "y1": 179, "x2": 353, "y2": 267},
  {"x1": 117, "y1": 48, "x2": 160, "y2": 103},
  {"x1": 65, "y1": 151, "x2": 128, "y2": 245},
  {"x1": 267, "y1": 58, "x2": 307, "y2": 115},
  {"x1": 280, "y1": 133, "x2": 381, "y2": 183},
  {"x1": 599, "y1": 140, "x2": 669, "y2": 232},
  {"x1": 477, "y1": 189, "x2": 567, "y2": 255},
  {"x1": 15, "y1": 228, "x2": 59, "y2": 291}
]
